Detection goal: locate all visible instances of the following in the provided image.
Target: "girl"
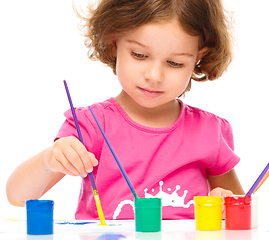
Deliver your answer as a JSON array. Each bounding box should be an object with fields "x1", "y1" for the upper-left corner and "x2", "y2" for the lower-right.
[{"x1": 6, "y1": 0, "x2": 244, "y2": 220}]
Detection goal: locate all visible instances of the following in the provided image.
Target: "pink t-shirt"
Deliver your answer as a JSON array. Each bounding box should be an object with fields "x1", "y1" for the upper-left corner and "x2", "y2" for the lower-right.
[{"x1": 56, "y1": 98, "x2": 240, "y2": 220}]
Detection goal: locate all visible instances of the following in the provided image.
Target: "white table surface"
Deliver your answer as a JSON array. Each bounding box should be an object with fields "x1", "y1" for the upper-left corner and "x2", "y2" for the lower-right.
[
  {"x1": 1, "y1": 219, "x2": 269, "y2": 240},
  {"x1": 0, "y1": 220, "x2": 269, "y2": 240}
]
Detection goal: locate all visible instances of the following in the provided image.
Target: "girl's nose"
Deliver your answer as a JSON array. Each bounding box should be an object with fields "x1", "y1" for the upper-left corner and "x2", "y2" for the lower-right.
[{"x1": 144, "y1": 61, "x2": 164, "y2": 82}]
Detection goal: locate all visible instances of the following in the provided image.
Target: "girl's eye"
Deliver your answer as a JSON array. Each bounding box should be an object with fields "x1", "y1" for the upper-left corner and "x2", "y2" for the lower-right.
[
  {"x1": 131, "y1": 51, "x2": 147, "y2": 59},
  {"x1": 167, "y1": 60, "x2": 184, "y2": 68}
]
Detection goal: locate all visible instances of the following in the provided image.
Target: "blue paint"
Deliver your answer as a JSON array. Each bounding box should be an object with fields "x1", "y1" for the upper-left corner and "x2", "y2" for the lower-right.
[
  {"x1": 96, "y1": 234, "x2": 126, "y2": 240},
  {"x1": 56, "y1": 221, "x2": 96, "y2": 225},
  {"x1": 26, "y1": 200, "x2": 54, "y2": 235}
]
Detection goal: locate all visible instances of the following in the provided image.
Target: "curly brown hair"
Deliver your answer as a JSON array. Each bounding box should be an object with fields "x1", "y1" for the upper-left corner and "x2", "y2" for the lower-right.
[{"x1": 75, "y1": 0, "x2": 234, "y2": 93}]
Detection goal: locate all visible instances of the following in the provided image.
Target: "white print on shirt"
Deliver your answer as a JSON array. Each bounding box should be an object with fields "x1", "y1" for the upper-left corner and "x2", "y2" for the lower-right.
[
  {"x1": 113, "y1": 199, "x2": 134, "y2": 220},
  {"x1": 112, "y1": 181, "x2": 194, "y2": 219},
  {"x1": 144, "y1": 181, "x2": 194, "y2": 208}
]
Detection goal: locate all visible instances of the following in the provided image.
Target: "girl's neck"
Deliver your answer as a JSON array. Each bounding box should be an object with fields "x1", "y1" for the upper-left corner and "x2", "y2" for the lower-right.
[{"x1": 115, "y1": 90, "x2": 181, "y2": 128}]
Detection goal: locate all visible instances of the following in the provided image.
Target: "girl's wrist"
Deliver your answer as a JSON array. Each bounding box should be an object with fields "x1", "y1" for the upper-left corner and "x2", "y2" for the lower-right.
[{"x1": 42, "y1": 146, "x2": 54, "y2": 173}]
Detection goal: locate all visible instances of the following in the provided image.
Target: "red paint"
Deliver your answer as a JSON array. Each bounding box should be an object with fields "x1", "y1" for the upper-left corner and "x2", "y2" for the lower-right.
[{"x1": 224, "y1": 196, "x2": 251, "y2": 230}]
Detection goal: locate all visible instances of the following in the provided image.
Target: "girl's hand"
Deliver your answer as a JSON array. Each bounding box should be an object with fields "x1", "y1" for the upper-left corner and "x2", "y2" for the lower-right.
[
  {"x1": 209, "y1": 187, "x2": 233, "y2": 198},
  {"x1": 210, "y1": 187, "x2": 233, "y2": 219},
  {"x1": 44, "y1": 136, "x2": 98, "y2": 178}
]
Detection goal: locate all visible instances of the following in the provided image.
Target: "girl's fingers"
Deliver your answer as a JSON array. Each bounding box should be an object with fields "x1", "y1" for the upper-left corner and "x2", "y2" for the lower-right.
[
  {"x1": 49, "y1": 156, "x2": 78, "y2": 177},
  {"x1": 209, "y1": 187, "x2": 233, "y2": 197},
  {"x1": 62, "y1": 148, "x2": 87, "y2": 177},
  {"x1": 85, "y1": 152, "x2": 98, "y2": 172},
  {"x1": 47, "y1": 137, "x2": 98, "y2": 177},
  {"x1": 70, "y1": 140, "x2": 98, "y2": 173}
]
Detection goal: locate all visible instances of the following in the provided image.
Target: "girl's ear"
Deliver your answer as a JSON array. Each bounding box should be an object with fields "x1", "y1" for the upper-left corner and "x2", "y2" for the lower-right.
[
  {"x1": 112, "y1": 41, "x2": 117, "y2": 58},
  {"x1": 196, "y1": 47, "x2": 210, "y2": 64}
]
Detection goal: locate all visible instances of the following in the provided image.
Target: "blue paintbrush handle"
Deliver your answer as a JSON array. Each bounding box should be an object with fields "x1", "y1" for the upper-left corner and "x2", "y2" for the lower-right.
[
  {"x1": 63, "y1": 80, "x2": 97, "y2": 191},
  {"x1": 246, "y1": 162, "x2": 269, "y2": 196},
  {"x1": 89, "y1": 106, "x2": 138, "y2": 199}
]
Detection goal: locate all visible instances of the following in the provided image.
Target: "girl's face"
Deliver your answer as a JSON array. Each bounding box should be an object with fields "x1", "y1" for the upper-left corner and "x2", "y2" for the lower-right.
[{"x1": 115, "y1": 18, "x2": 206, "y2": 110}]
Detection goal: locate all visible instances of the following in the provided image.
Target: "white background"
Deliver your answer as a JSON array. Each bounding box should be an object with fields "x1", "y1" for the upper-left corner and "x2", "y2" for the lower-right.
[{"x1": 1, "y1": 0, "x2": 269, "y2": 223}]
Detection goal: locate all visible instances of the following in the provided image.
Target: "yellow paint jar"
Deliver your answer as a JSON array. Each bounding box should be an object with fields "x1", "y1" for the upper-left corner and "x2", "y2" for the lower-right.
[{"x1": 194, "y1": 196, "x2": 223, "y2": 231}]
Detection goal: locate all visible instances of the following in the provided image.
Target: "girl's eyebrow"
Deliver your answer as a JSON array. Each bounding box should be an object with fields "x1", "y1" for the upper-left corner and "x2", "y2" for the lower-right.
[
  {"x1": 126, "y1": 39, "x2": 194, "y2": 57},
  {"x1": 126, "y1": 39, "x2": 147, "y2": 47},
  {"x1": 172, "y1": 52, "x2": 194, "y2": 57}
]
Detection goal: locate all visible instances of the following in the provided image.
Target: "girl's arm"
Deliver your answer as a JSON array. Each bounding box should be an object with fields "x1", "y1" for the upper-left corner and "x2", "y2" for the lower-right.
[
  {"x1": 208, "y1": 168, "x2": 245, "y2": 196},
  {"x1": 6, "y1": 147, "x2": 61, "y2": 207},
  {"x1": 6, "y1": 136, "x2": 98, "y2": 207},
  {"x1": 208, "y1": 168, "x2": 244, "y2": 219}
]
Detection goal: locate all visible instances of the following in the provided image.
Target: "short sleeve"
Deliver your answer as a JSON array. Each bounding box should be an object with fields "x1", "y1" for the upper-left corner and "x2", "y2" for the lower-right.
[
  {"x1": 55, "y1": 107, "x2": 103, "y2": 158},
  {"x1": 207, "y1": 118, "x2": 240, "y2": 176}
]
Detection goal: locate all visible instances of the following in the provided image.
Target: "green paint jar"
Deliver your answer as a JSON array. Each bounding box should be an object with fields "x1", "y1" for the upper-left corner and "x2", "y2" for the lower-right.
[{"x1": 135, "y1": 198, "x2": 162, "y2": 232}]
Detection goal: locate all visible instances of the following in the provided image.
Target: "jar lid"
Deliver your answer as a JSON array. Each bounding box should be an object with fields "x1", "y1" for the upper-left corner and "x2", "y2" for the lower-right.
[
  {"x1": 135, "y1": 197, "x2": 162, "y2": 208},
  {"x1": 194, "y1": 196, "x2": 223, "y2": 206},
  {"x1": 26, "y1": 199, "x2": 54, "y2": 210},
  {"x1": 224, "y1": 195, "x2": 251, "y2": 205}
]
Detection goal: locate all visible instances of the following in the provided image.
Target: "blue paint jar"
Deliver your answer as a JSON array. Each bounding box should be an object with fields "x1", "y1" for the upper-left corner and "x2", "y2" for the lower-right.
[{"x1": 26, "y1": 199, "x2": 54, "y2": 235}]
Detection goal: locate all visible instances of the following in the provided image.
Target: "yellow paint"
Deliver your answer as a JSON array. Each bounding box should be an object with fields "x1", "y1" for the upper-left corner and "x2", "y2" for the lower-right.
[
  {"x1": 194, "y1": 196, "x2": 223, "y2": 231},
  {"x1": 93, "y1": 190, "x2": 107, "y2": 226},
  {"x1": 5, "y1": 219, "x2": 20, "y2": 221}
]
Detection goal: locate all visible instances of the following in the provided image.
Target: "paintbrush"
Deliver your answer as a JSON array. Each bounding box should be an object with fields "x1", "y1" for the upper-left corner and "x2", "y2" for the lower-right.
[
  {"x1": 88, "y1": 106, "x2": 139, "y2": 199},
  {"x1": 63, "y1": 80, "x2": 107, "y2": 225},
  {"x1": 246, "y1": 162, "x2": 269, "y2": 196},
  {"x1": 253, "y1": 170, "x2": 269, "y2": 194}
]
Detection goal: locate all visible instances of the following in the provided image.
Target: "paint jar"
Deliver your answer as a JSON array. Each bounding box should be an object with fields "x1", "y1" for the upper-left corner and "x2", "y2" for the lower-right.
[
  {"x1": 194, "y1": 196, "x2": 223, "y2": 231},
  {"x1": 135, "y1": 198, "x2": 162, "y2": 232},
  {"x1": 251, "y1": 195, "x2": 258, "y2": 228},
  {"x1": 224, "y1": 195, "x2": 251, "y2": 230},
  {"x1": 26, "y1": 199, "x2": 54, "y2": 235}
]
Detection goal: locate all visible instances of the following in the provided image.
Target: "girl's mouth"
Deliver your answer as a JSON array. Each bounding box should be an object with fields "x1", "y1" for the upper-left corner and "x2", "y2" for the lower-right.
[{"x1": 138, "y1": 87, "x2": 164, "y2": 98}]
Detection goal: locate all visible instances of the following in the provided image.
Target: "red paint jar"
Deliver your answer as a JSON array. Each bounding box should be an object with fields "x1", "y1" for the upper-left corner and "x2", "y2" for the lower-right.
[{"x1": 224, "y1": 196, "x2": 251, "y2": 230}]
